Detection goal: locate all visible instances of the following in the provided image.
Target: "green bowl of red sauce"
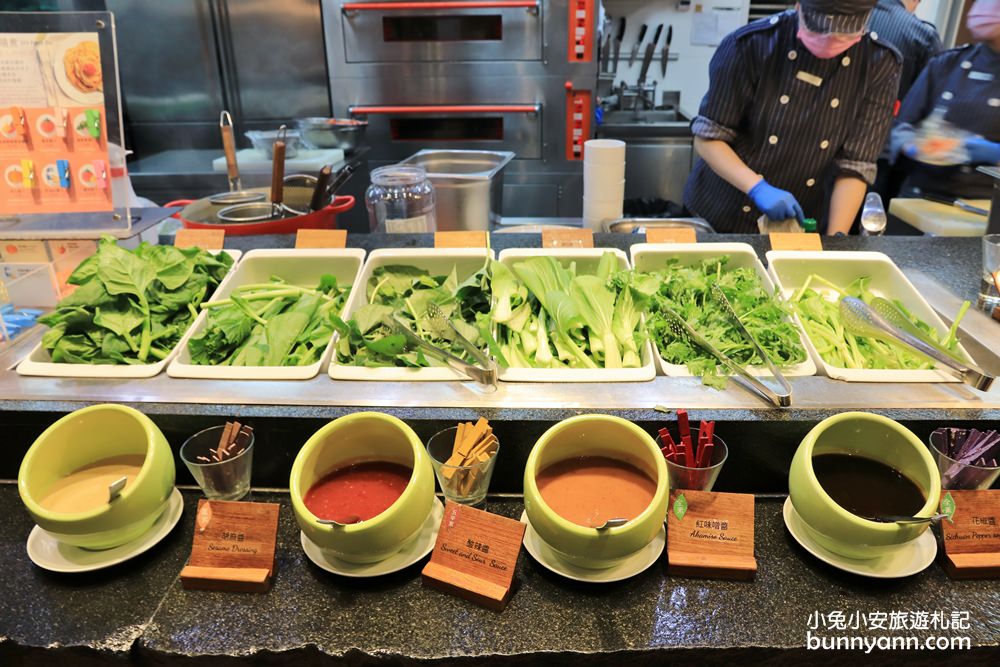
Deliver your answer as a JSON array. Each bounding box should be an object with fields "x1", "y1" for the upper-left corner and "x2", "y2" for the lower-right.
[
  {"x1": 524, "y1": 415, "x2": 669, "y2": 569},
  {"x1": 290, "y1": 412, "x2": 435, "y2": 563}
]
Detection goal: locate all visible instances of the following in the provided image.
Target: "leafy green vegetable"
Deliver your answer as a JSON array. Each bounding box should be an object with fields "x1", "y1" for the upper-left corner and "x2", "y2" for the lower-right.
[
  {"x1": 332, "y1": 264, "x2": 491, "y2": 368},
  {"x1": 37, "y1": 237, "x2": 233, "y2": 365},
  {"x1": 790, "y1": 274, "x2": 968, "y2": 369},
  {"x1": 638, "y1": 257, "x2": 806, "y2": 387},
  {"x1": 490, "y1": 253, "x2": 645, "y2": 369},
  {"x1": 189, "y1": 276, "x2": 350, "y2": 367}
]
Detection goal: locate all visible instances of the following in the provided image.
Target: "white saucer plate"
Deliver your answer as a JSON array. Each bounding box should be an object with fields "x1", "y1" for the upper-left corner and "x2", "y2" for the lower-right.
[
  {"x1": 519, "y1": 510, "x2": 665, "y2": 583},
  {"x1": 783, "y1": 497, "x2": 937, "y2": 579},
  {"x1": 301, "y1": 497, "x2": 444, "y2": 577},
  {"x1": 27, "y1": 488, "x2": 184, "y2": 573}
]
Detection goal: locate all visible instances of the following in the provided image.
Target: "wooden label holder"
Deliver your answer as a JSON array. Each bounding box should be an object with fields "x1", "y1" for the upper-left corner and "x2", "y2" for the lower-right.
[
  {"x1": 175, "y1": 228, "x2": 225, "y2": 250},
  {"x1": 434, "y1": 231, "x2": 488, "y2": 248},
  {"x1": 940, "y1": 489, "x2": 1000, "y2": 579},
  {"x1": 769, "y1": 232, "x2": 822, "y2": 252},
  {"x1": 646, "y1": 227, "x2": 697, "y2": 244},
  {"x1": 542, "y1": 228, "x2": 594, "y2": 248},
  {"x1": 666, "y1": 490, "x2": 757, "y2": 580},
  {"x1": 295, "y1": 228, "x2": 347, "y2": 249},
  {"x1": 421, "y1": 502, "x2": 526, "y2": 611},
  {"x1": 180, "y1": 499, "x2": 280, "y2": 593}
]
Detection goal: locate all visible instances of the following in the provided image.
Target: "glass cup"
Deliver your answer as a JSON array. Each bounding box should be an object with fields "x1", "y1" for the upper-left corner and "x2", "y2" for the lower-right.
[
  {"x1": 180, "y1": 425, "x2": 255, "y2": 501},
  {"x1": 929, "y1": 428, "x2": 1000, "y2": 490},
  {"x1": 426, "y1": 426, "x2": 499, "y2": 506},
  {"x1": 979, "y1": 234, "x2": 1000, "y2": 312},
  {"x1": 656, "y1": 427, "x2": 728, "y2": 492}
]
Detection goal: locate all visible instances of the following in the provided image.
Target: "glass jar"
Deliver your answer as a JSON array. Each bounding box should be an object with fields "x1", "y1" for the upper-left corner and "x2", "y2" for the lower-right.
[{"x1": 365, "y1": 165, "x2": 436, "y2": 233}]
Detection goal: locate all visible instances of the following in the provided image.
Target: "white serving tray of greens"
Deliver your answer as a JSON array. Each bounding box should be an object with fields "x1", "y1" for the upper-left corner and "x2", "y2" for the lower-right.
[
  {"x1": 767, "y1": 250, "x2": 974, "y2": 383},
  {"x1": 17, "y1": 241, "x2": 240, "y2": 379},
  {"x1": 328, "y1": 248, "x2": 494, "y2": 382},
  {"x1": 167, "y1": 248, "x2": 365, "y2": 380},
  {"x1": 630, "y1": 243, "x2": 815, "y2": 386},
  {"x1": 493, "y1": 248, "x2": 656, "y2": 383}
]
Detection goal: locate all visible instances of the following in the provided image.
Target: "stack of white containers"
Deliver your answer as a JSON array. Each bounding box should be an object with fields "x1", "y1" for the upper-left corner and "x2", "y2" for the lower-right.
[{"x1": 582, "y1": 139, "x2": 626, "y2": 230}]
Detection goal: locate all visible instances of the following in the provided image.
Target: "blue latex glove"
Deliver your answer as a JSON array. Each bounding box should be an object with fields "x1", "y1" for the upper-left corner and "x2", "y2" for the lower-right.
[
  {"x1": 965, "y1": 137, "x2": 1000, "y2": 165},
  {"x1": 748, "y1": 179, "x2": 805, "y2": 223}
]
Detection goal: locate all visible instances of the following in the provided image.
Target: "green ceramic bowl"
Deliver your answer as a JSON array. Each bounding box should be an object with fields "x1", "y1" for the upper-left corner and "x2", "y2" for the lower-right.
[
  {"x1": 789, "y1": 412, "x2": 941, "y2": 560},
  {"x1": 290, "y1": 412, "x2": 435, "y2": 564},
  {"x1": 18, "y1": 404, "x2": 175, "y2": 550},
  {"x1": 524, "y1": 414, "x2": 669, "y2": 569}
]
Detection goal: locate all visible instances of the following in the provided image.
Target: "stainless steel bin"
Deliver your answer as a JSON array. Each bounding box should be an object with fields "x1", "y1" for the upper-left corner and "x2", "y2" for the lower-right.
[{"x1": 399, "y1": 150, "x2": 515, "y2": 231}]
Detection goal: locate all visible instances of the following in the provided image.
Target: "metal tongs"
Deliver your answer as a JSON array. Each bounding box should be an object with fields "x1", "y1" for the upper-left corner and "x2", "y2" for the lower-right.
[
  {"x1": 384, "y1": 315, "x2": 497, "y2": 387},
  {"x1": 839, "y1": 296, "x2": 994, "y2": 391},
  {"x1": 662, "y1": 286, "x2": 792, "y2": 407}
]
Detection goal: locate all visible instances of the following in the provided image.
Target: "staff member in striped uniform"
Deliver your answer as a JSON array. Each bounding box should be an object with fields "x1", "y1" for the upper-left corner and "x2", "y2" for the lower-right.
[
  {"x1": 683, "y1": 1, "x2": 901, "y2": 234},
  {"x1": 890, "y1": 0, "x2": 1000, "y2": 200}
]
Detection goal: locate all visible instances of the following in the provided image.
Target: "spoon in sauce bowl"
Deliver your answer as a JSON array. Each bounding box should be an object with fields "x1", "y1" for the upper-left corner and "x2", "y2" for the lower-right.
[
  {"x1": 108, "y1": 475, "x2": 128, "y2": 502},
  {"x1": 864, "y1": 513, "x2": 949, "y2": 524},
  {"x1": 317, "y1": 515, "x2": 362, "y2": 527},
  {"x1": 590, "y1": 517, "x2": 629, "y2": 530}
]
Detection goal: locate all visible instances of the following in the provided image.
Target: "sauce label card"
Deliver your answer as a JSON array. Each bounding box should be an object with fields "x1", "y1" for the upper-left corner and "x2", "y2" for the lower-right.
[
  {"x1": 666, "y1": 490, "x2": 757, "y2": 580},
  {"x1": 940, "y1": 489, "x2": 1000, "y2": 579},
  {"x1": 174, "y1": 228, "x2": 225, "y2": 250},
  {"x1": 181, "y1": 499, "x2": 280, "y2": 593},
  {"x1": 422, "y1": 502, "x2": 525, "y2": 611},
  {"x1": 295, "y1": 228, "x2": 347, "y2": 249},
  {"x1": 542, "y1": 228, "x2": 593, "y2": 248},
  {"x1": 646, "y1": 227, "x2": 697, "y2": 244},
  {"x1": 434, "y1": 230, "x2": 487, "y2": 248},
  {"x1": 769, "y1": 232, "x2": 822, "y2": 251}
]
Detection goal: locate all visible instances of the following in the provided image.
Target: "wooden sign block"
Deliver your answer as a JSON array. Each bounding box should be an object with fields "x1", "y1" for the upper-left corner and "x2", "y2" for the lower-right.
[
  {"x1": 421, "y1": 502, "x2": 526, "y2": 611},
  {"x1": 434, "y1": 231, "x2": 488, "y2": 248},
  {"x1": 940, "y1": 490, "x2": 1000, "y2": 579},
  {"x1": 180, "y1": 499, "x2": 280, "y2": 593},
  {"x1": 295, "y1": 228, "x2": 347, "y2": 249},
  {"x1": 666, "y1": 490, "x2": 756, "y2": 580},
  {"x1": 542, "y1": 228, "x2": 594, "y2": 248},
  {"x1": 646, "y1": 227, "x2": 697, "y2": 244},
  {"x1": 175, "y1": 228, "x2": 225, "y2": 250},
  {"x1": 769, "y1": 232, "x2": 822, "y2": 252}
]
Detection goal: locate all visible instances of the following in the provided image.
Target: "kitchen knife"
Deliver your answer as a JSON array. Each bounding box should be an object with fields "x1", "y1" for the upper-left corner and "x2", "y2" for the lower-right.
[
  {"x1": 650, "y1": 24, "x2": 664, "y2": 60},
  {"x1": 612, "y1": 16, "x2": 625, "y2": 74},
  {"x1": 628, "y1": 24, "x2": 647, "y2": 68},
  {"x1": 638, "y1": 40, "x2": 656, "y2": 86},
  {"x1": 922, "y1": 193, "x2": 989, "y2": 217},
  {"x1": 602, "y1": 30, "x2": 613, "y2": 73},
  {"x1": 661, "y1": 25, "x2": 673, "y2": 78}
]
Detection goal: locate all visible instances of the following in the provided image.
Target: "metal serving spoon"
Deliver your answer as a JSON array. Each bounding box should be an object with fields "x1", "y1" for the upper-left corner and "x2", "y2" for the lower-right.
[
  {"x1": 864, "y1": 513, "x2": 950, "y2": 524},
  {"x1": 591, "y1": 518, "x2": 629, "y2": 531},
  {"x1": 317, "y1": 515, "x2": 362, "y2": 527}
]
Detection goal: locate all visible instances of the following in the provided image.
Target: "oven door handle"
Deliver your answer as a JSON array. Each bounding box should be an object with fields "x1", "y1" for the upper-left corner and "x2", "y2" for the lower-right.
[
  {"x1": 349, "y1": 104, "x2": 540, "y2": 116},
  {"x1": 343, "y1": 1, "x2": 539, "y2": 11}
]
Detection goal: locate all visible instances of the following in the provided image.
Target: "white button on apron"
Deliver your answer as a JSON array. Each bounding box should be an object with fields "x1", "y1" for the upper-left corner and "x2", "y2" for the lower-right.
[
  {"x1": 820, "y1": 140, "x2": 830, "y2": 150},
  {"x1": 780, "y1": 95, "x2": 790, "y2": 104},
  {"x1": 769, "y1": 135, "x2": 779, "y2": 145},
  {"x1": 989, "y1": 98, "x2": 1000, "y2": 107},
  {"x1": 742, "y1": 205, "x2": 752, "y2": 213},
  {"x1": 870, "y1": 32, "x2": 878, "y2": 41},
  {"x1": 788, "y1": 50, "x2": 797, "y2": 60},
  {"x1": 770, "y1": 16, "x2": 779, "y2": 24},
  {"x1": 962, "y1": 61, "x2": 973, "y2": 70},
  {"x1": 830, "y1": 98, "x2": 840, "y2": 108},
  {"x1": 942, "y1": 91, "x2": 954, "y2": 100},
  {"x1": 842, "y1": 56, "x2": 851, "y2": 67},
  {"x1": 806, "y1": 178, "x2": 816, "y2": 187}
]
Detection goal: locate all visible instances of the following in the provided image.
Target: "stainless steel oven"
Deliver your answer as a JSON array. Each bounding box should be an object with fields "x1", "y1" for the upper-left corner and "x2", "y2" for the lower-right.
[{"x1": 323, "y1": 0, "x2": 598, "y2": 218}]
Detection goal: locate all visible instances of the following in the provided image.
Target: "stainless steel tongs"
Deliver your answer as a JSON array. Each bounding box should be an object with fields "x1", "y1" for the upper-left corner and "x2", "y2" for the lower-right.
[
  {"x1": 839, "y1": 296, "x2": 994, "y2": 391},
  {"x1": 384, "y1": 316, "x2": 497, "y2": 387},
  {"x1": 663, "y1": 288, "x2": 792, "y2": 407}
]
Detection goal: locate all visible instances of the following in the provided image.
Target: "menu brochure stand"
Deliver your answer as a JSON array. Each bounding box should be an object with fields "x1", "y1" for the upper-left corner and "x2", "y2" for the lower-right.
[
  {"x1": 666, "y1": 490, "x2": 757, "y2": 580},
  {"x1": 180, "y1": 499, "x2": 280, "y2": 593},
  {"x1": 939, "y1": 489, "x2": 1000, "y2": 579},
  {"x1": 421, "y1": 502, "x2": 526, "y2": 611}
]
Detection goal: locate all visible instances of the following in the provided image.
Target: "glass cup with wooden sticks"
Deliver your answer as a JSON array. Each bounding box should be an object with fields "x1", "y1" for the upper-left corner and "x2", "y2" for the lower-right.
[
  {"x1": 426, "y1": 418, "x2": 499, "y2": 506},
  {"x1": 180, "y1": 422, "x2": 255, "y2": 501}
]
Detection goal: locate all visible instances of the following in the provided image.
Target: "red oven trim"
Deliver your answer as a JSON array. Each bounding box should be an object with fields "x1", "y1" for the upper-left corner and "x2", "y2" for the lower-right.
[
  {"x1": 349, "y1": 104, "x2": 539, "y2": 114},
  {"x1": 342, "y1": 1, "x2": 539, "y2": 10}
]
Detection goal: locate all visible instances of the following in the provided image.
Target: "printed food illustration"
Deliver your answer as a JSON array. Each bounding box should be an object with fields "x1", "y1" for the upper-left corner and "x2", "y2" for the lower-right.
[{"x1": 63, "y1": 40, "x2": 102, "y2": 94}]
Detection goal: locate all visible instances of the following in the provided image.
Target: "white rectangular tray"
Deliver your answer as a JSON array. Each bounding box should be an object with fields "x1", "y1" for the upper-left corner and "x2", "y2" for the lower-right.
[
  {"x1": 17, "y1": 249, "x2": 241, "y2": 379},
  {"x1": 495, "y1": 247, "x2": 656, "y2": 383},
  {"x1": 167, "y1": 248, "x2": 366, "y2": 380},
  {"x1": 328, "y1": 248, "x2": 494, "y2": 382},
  {"x1": 766, "y1": 250, "x2": 973, "y2": 383},
  {"x1": 630, "y1": 243, "x2": 816, "y2": 378}
]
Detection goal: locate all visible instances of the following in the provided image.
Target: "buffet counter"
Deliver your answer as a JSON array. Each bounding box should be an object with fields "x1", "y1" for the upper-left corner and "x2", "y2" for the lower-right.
[{"x1": 1, "y1": 233, "x2": 999, "y2": 664}]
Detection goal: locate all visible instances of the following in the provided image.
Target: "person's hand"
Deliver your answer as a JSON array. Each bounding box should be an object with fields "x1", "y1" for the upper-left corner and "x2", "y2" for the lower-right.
[
  {"x1": 902, "y1": 142, "x2": 920, "y2": 160},
  {"x1": 965, "y1": 137, "x2": 1000, "y2": 165},
  {"x1": 748, "y1": 179, "x2": 805, "y2": 222}
]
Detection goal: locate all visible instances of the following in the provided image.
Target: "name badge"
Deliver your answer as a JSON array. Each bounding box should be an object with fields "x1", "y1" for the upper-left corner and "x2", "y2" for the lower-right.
[
  {"x1": 969, "y1": 71, "x2": 995, "y2": 82},
  {"x1": 796, "y1": 71, "x2": 823, "y2": 87}
]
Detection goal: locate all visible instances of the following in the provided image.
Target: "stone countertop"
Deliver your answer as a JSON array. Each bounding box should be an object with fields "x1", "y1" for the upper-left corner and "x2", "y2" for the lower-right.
[{"x1": 3, "y1": 485, "x2": 998, "y2": 665}]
